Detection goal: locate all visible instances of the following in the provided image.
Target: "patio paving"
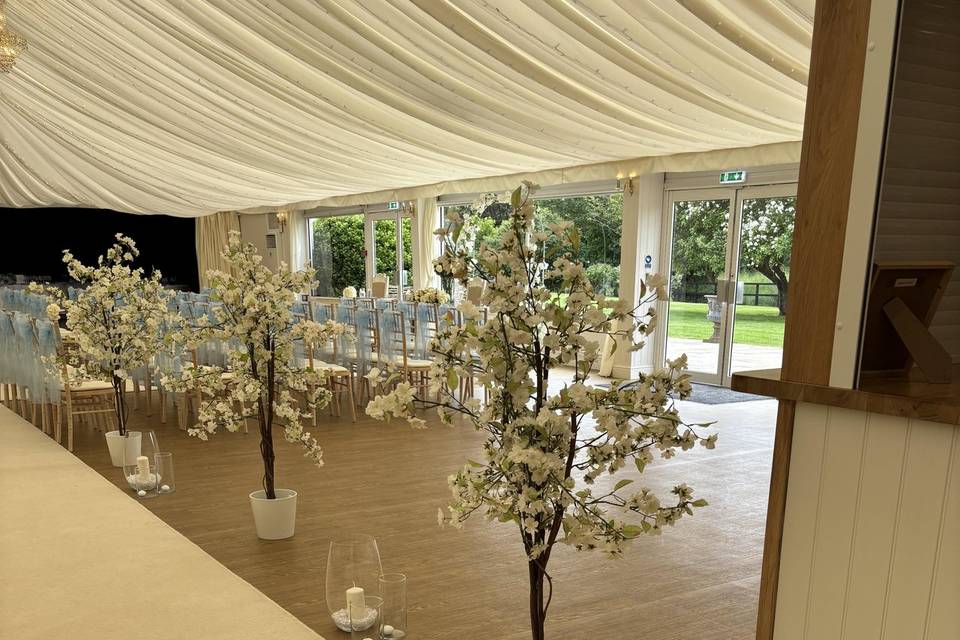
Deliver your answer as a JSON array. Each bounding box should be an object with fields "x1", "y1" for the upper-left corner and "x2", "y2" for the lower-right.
[{"x1": 666, "y1": 337, "x2": 784, "y2": 377}]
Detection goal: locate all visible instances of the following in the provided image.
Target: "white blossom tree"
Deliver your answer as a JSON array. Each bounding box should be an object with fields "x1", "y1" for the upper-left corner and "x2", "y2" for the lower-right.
[
  {"x1": 366, "y1": 184, "x2": 717, "y2": 640},
  {"x1": 166, "y1": 232, "x2": 345, "y2": 499},
  {"x1": 35, "y1": 234, "x2": 175, "y2": 436}
]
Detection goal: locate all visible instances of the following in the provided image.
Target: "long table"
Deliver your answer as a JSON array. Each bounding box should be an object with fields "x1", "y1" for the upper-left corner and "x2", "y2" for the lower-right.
[{"x1": 0, "y1": 405, "x2": 324, "y2": 640}]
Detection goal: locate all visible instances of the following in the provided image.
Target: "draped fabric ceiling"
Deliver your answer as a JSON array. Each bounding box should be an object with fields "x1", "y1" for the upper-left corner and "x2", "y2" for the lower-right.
[{"x1": 0, "y1": 0, "x2": 813, "y2": 217}]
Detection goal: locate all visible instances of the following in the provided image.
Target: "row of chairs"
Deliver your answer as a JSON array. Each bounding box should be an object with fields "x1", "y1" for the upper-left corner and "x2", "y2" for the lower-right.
[{"x1": 0, "y1": 309, "x2": 131, "y2": 450}]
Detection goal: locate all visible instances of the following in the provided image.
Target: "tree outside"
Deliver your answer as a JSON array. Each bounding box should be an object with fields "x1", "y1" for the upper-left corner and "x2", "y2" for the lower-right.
[
  {"x1": 668, "y1": 197, "x2": 795, "y2": 316},
  {"x1": 442, "y1": 193, "x2": 624, "y2": 297},
  {"x1": 311, "y1": 214, "x2": 365, "y2": 296},
  {"x1": 311, "y1": 214, "x2": 414, "y2": 296}
]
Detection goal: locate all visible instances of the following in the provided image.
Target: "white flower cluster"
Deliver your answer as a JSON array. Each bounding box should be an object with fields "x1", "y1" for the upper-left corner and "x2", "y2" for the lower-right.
[
  {"x1": 407, "y1": 287, "x2": 450, "y2": 304},
  {"x1": 368, "y1": 184, "x2": 717, "y2": 565},
  {"x1": 33, "y1": 235, "x2": 177, "y2": 435},
  {"x1": 166, "y1": 232, "x2": 346, "y2": 495}
]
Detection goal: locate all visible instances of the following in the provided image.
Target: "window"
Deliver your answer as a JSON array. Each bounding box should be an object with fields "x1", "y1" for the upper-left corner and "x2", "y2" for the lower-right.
[
  {"x1": 371, "y1": 216, "x2": 413, "y2": 298},
  {"x1": 308, "y1": 213, "x2": 365, "y2": 296},
  {"x1": 535, "y1": 194, "x2": 622, "y2": 297},
  {"x1": 440, "y1": 191, "x2": 623, "y2": 298}
]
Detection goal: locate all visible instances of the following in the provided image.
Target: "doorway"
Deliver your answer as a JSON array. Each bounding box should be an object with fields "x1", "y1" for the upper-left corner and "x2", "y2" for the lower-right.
[{"x1": 663, "y1": 184, "x2": 797, "y2": 386}]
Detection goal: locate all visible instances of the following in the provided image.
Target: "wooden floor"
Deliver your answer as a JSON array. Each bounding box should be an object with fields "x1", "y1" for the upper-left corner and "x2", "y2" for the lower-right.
[{"x1": 60, "y1": 385, "x2": 777, "y2": 639}]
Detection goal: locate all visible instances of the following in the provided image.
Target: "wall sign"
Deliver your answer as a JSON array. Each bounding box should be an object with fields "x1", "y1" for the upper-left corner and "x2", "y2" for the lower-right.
[{"x1": 388, "y1": 201, "x2": 400, "y2": 210}]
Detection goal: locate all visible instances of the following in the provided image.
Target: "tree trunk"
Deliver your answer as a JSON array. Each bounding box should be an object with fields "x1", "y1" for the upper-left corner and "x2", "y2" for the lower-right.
[
  {"x1": 250, "y1": 342, "x2": 276, "y2": 500},
  {"x1": 259, "y1": 405, "x2": 276, "y2": 499},
  {"x1": 527, "y1": 560, "x2": 547, "y2": 640},
  {"x1": 112, "y1": 374, "x2": 127, "y2": 436},
  {"x1": 756, "y1": 265, "x2": 790, "y2": 317}
]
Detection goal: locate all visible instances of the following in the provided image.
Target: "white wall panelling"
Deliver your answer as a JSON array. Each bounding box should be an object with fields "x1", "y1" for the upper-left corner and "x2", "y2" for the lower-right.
[{"x1": 774, "y1": 402, "x2": 960, "y2": 639}]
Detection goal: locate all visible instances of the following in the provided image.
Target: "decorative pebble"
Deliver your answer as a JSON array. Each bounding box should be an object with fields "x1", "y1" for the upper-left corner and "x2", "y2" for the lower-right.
[
  {"x1": 383, "y1": 625, "x2": 394, "y2": 636},
  {"x1": 137, "y1": 490, "x2": 147, "y2": 497},
  {"x1": 331, "y1": 608, "x2": 377, "y2": 632},
  {"x1": 160, "y1": 484, "x2": 171, "y2": 492}
]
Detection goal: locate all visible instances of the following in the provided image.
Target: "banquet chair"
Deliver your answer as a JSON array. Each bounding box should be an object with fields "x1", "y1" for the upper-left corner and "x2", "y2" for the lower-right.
[
  {"x1": 58, "y1": 340, "x2": 125, "y2": 452},
  {"x1": 378, "y1": 309, "x2": 432, "y2": 400},
  {"x1": 301, "y1": 322, "x2": 356, "y2": 423}
]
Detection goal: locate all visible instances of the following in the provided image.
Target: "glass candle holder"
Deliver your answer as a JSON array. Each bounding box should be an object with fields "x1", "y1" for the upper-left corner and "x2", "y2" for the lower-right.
[
  {"x1": 378, "y1": 573, "x2": 407, "y2": 639},
  {"x1": 154, "y1": 452, "x2": 175, "y2": 494},
  {"x1": 326, "y1": 534, "x2": 383, "y2": 632},
  {"x1": 350, "y1": 595, "x2": 382, "y2": 639},
  {"x1": 122, "y1": 461, "x2": 159, "y2": 498}
]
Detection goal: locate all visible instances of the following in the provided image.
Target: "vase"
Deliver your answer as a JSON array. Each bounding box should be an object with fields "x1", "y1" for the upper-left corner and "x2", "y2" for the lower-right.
[
  {"x1": 326, "y1": 534, "x2": 383, "y2": 631},
  {"x1": 378, "y1": 573, "x2": 407, "y2": 638},
  {"x1": 249, "y1": 489, "x2": 298, "y2": 540},
  {"x1": 104, "y1": 430, "x2": 142, "y2": 467},
  {"x1": 350, "y1": 595, "x2": 383, "y2": 640}
]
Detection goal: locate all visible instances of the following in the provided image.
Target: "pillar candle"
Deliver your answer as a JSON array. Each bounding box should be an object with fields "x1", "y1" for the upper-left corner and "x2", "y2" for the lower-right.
[
  {"x1": 136, "y1": 455, "x2": 151, "y2": 483},
  {"x1": 346, "y1": 586, "x2": 365, "y2": 619}
]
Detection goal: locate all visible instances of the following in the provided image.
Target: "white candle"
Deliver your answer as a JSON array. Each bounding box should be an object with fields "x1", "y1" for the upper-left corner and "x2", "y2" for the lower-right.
[
  {"x1": 346, "y1": 586, "x2": 365, "y2": 620},
  {"x1": 136, "y1": 456, "x2": 151, "y2": 483}
]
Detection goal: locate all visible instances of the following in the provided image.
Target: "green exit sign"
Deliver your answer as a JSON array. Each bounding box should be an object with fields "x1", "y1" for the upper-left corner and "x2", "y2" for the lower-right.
[
  {"x1": 388, "y1": 201, "x2": 400, "y2": 210},
  {"x1": 720, "y1": 170, "x2": 746, "y2": 184}
]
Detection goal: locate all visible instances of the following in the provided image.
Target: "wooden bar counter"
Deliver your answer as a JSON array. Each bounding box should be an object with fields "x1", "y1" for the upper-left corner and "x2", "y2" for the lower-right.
[{"x1": 732, "y1": 366, "x2": 960, "y2": 427}]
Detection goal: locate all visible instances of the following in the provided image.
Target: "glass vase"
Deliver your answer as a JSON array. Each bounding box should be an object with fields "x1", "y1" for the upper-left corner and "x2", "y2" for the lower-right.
[
  {"x1": 350, "y1": 595, "x2": 382, "y2": 639},
  {"x1": 326, "y1": 534, "x2": 383, "y2": 632},
  {"x1": 378, "y1": 573, "x2": 407, "y2": 639},
  {"x1": 154, "y1": 452, "x2": 175, "y2": 494}
]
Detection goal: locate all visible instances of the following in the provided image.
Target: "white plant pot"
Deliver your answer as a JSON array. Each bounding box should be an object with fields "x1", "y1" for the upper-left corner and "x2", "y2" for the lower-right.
[
  {"x1": 104, "y1": 430, "x2": 142, "y2": 468},
  {"x1": 249, "y1": 489, "x2": 298, "y2": 540}
]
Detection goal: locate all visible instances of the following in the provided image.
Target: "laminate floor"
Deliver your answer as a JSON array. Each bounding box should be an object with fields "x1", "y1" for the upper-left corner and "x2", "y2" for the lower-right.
[{"x1": 63, "y1": 382, "x2": 777, "y2": 640}]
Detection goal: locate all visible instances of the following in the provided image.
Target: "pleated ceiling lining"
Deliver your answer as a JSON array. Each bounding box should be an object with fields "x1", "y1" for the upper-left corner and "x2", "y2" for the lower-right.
[{"x1": 0, "y1": 1, "x2": 813, "y2": 217}]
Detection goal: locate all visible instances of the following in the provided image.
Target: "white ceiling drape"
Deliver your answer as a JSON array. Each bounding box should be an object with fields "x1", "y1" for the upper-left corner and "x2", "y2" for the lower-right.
[{"x1": 0, "y1": 1, "x2": 813, "y2": 217}]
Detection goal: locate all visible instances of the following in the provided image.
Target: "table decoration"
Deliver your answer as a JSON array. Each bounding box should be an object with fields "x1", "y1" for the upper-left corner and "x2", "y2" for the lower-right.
[
  {"x1": 378, "y1": 573, "x2": 407, "y2": 639},
  {"x1": 326, "y1": 534, "x2": 383, "y2": 631},
  {"x1": 155, "y1": 452, "x2": 175, "y2": 493},
  {"x1": 366, "y1": 183, "x2": 718, "y2": 639},
  {"x1": 348, "y1": 595, "x2": 382, "y2": 639},
  {"x1": 407, "y1": 287, "x2": 449, "y2": 304}
]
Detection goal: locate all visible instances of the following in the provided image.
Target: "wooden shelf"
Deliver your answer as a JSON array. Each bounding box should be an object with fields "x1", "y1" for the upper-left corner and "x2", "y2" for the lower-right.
[{"x1": 731, "y1": 366, "x2": 960, "y2": 426}]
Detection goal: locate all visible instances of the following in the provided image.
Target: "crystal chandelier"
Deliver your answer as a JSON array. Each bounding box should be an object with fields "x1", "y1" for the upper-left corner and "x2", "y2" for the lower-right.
[{"x1": 0, "y1": 0, "x2": 27, "y2": 73}]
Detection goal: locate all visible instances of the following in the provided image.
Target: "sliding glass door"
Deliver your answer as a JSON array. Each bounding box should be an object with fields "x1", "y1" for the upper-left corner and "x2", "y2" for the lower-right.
[
  {"x1": 664, "y1": 190, "x2": 734, "y2": 385},
  {"x1": 367, "y1": 210, "x2": 413, "y2": 299},
  {"x1": 663, "y1": 184, "x2": 797, "y2": 386}
]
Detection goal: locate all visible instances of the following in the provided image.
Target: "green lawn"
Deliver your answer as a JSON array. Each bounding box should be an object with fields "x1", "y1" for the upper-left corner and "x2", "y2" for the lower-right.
[{"x1": 667, "y1": 302, "x2": 785, "y2": 347}]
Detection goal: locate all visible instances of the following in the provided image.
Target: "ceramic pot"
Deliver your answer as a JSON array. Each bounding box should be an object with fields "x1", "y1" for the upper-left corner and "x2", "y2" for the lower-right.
[{"x1": 249, "y1": 489, "x2": 298, "y2": 540}]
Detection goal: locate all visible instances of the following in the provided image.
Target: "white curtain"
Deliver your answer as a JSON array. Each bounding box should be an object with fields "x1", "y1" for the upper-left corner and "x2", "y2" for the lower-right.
[
  {"x1": 3, "y1": 1, "x2": 810, "y2": 217},
  {"x1": 414, "y1": 197, "x2": 439, "y2": 290},
  {"x1": 288, "y1": 209, "x2": 308, "y2": 272},
  {"x1": 195, "y1": 211, "x2": 241, "y2": 288}
]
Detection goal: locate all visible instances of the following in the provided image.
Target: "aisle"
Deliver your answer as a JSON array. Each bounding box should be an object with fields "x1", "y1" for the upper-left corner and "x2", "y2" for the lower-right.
[
  {"x1": 65, "y1": 393, "x2": 778, "y2": 640},
  {"x1": 0, "y1": 405, "x2": 324, "y2": 640}
]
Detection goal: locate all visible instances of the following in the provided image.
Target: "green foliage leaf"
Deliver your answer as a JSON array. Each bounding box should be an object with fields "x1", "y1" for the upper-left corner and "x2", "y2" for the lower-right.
[
  {"x1": 446, "y1": 369, "x2": 458, "y2": 390},
  {"x1": 613, "y1": 478, "x2": 634, "y2": 491},
  {"x1": 692, "y1": 498, "x2": 708, "y2": 507}
]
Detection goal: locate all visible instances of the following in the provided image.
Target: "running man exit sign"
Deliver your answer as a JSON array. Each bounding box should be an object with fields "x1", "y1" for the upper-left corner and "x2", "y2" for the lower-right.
[{"x1": 719, "y1": 170, "x2": 746, "y2": 184}]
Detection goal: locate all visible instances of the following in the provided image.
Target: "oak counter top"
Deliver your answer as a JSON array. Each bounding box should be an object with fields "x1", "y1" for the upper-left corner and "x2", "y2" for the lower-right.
[{"x1": 731, "y1": 366, "x2": 960, "y2": 426}]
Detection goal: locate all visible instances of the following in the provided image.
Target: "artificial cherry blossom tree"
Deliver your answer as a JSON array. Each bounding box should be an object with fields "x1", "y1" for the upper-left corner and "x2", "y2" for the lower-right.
[
  {"x1": 168, "y1": 232, "x2": 345, "y2": 499},
  {"x1": 366, "y1": 184, "x2": 717, "y2": 640},
  {"x1": 35, "y1": 234, "x2": 175, "y2": 437}
]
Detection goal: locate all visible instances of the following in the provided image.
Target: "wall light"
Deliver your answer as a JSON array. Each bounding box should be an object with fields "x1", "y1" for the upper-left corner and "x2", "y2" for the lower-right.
[
  {"x1": 616, "y1": 173, "x2": 635, "y2": 195},
  {"x1": 275, "y1": 209, "x2": 289, "y2": 232}
]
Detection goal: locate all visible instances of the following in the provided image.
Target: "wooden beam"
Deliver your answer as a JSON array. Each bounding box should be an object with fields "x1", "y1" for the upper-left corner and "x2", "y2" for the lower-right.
[
  {"x1": 781, "y1": 0, "x2": 874, "y2": 386},
  {"x1": 756, "y1": 400, "x2": 797, "y2": 640},
  {"x1": 759, "y1": 1, "x2": 875, "y2": 639}
]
